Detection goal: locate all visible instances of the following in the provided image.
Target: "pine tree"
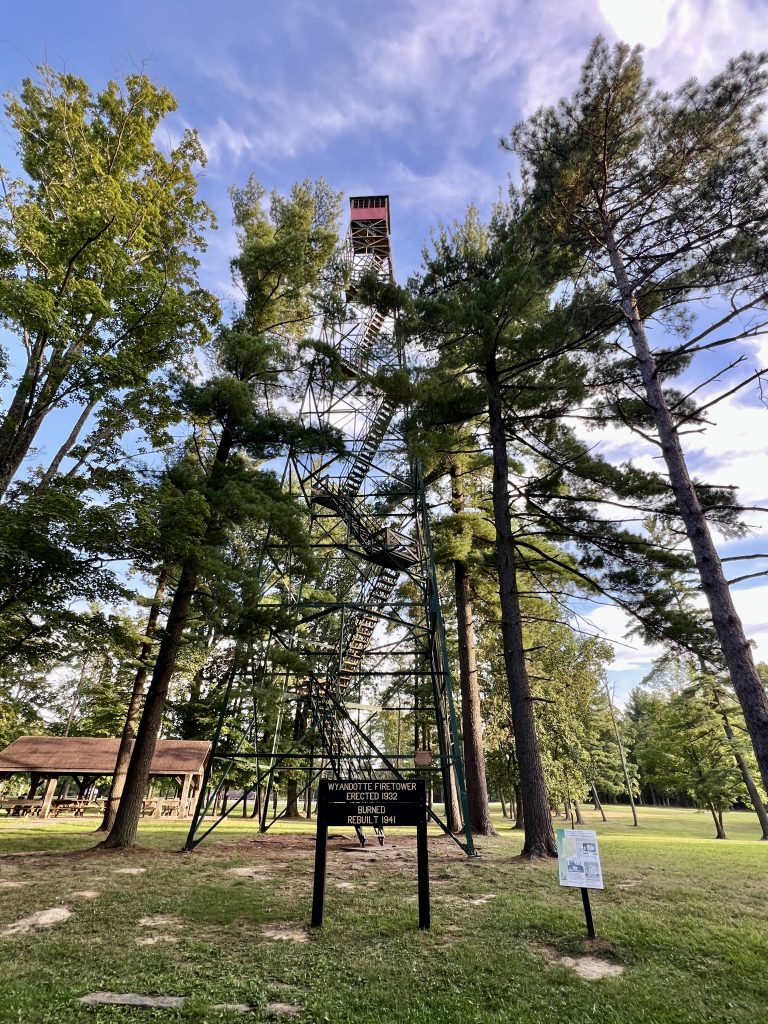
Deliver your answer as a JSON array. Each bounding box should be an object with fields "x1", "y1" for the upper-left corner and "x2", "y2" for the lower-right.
[
  {"x1": 101, "y1": 180, "x2": 343, "y2": 848},
  {"x1": 509, "y1": 38, "x2": 768, "y2": 793}
]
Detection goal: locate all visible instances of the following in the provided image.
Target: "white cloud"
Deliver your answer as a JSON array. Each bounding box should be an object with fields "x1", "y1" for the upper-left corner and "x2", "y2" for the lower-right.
[
  {"x1": 390, "y1": 155, "x2": 500, "y2": 212},
  {"x1": 598, "y1": 0, "x2": 676, "y2": 48}
]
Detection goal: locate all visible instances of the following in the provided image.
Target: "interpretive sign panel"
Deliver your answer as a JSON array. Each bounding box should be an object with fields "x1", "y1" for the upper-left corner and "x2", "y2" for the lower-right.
[
  {"x1": 312, "y1": 778, "x2": 429, "y2": 929},
  {"x1": 318, "y1": 779, "x2": 424, "y2": 828},
  {"x1": 557, "y1": 829, "x2": 604, "y2": 889}
]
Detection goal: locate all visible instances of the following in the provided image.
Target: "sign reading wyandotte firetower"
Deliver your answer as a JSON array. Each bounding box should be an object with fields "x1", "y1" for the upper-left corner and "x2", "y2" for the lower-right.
[
  {"x1": 319, "y1": 779, "x2": 424, "y2": 827},
  {"x1": 312, "y1": 778, "x2": 430, "y2": 929}
]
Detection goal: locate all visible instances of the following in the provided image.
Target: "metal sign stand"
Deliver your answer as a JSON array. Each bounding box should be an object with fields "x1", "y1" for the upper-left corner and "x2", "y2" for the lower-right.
[{"x1": 311, "y1": 779, "x2": 430, "y2": 929}]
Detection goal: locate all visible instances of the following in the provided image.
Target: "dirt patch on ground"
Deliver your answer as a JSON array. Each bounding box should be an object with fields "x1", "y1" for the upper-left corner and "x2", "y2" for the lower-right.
[
  {"x1": 534, "y1": 944, "x2": 624, "y2": 980},
  {"x1": 261, "y1": 923, "x2": 309, "y2": 943},
  {"x1": 136, "y1": 935, "x2": 179, "y2": 946},
  {"x1": 1, "y1": 906, "x2": 72, "y2": 936}
]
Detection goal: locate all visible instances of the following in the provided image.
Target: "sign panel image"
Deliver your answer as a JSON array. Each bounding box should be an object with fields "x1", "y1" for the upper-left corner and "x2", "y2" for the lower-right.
[{"x1": 556, "y1": 828, "x2": 604, "y2": 889}]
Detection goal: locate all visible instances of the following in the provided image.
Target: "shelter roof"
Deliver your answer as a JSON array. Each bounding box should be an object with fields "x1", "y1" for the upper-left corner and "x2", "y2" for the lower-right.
[{"x1": 0, "y1": 736, "x2": 211, "y2": 776}]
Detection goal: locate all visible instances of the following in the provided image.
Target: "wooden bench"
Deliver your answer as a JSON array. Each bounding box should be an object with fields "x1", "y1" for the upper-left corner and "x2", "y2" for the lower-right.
[{"x1": 0, "y1": 798, "x2": 43, "y2": 817}]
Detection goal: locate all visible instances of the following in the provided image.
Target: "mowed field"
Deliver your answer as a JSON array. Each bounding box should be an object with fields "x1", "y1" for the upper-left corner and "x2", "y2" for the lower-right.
[{"x1": 0, "y1": 805, "x2": 765, "y2": 1023}]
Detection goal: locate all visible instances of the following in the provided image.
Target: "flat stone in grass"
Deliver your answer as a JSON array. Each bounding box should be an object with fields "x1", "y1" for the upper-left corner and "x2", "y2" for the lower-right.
[
  {"x1": 0, "y1": 880, "x2": 25, "y2": 889},
  {"x1": 535, "y1": 944, "x2": 624, "y2": 981},
  {"x1": 139, "y1": 915, "x2": 182, "y2": 928},
  {"x1": 114, "y1": 867, "x2": 146, "y2": 875},
  {"x1": 212, "y1": 1003, "x2": 254, "y2": 1014},
  {"x1": 69, "y1": 890, "x2": 100, "y2": 899},
  {"x1": 265, "y1": 1002, "x2": 302, "y2": 1017},
  {"x1": 1, "y1": 907, "x2": 71, "y2": 936},
  {"x1": 227, "y1": 866, "x2": 269, "y2": 880},
  {"x1": 80, "y1": 992, "x2": 185, "y2": 1008},
  {"x1": 136, "y1": 935, "x2": 179, "y2": 946},
  {"x1": 261, "y1": 923, "x2": 309, "y2": 943}
]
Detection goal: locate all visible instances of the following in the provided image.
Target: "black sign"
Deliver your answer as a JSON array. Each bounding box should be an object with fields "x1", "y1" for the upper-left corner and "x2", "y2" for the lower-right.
[
  {"x1": 311, "y1": 778, "x2": 430, "y2": 930},
  {"x1": 318, "y1": 779, "x2": 424, "y2": 828}
]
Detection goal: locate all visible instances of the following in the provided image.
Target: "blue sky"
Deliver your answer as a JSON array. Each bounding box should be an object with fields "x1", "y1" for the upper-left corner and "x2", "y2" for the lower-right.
[{"x1": 2, "y1": 0, "x2": 768, "y2": 698}]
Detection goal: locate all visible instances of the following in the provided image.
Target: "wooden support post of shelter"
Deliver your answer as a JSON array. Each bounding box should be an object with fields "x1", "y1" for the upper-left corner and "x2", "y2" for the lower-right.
[{"x1": 40, "y1": 775, "x2": 59, "y2": 818}]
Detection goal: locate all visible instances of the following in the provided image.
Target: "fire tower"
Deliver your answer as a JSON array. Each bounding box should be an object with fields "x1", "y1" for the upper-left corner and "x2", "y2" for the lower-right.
[{"x1": 185, "y1": 196, "x2": 474, "y2": 855}]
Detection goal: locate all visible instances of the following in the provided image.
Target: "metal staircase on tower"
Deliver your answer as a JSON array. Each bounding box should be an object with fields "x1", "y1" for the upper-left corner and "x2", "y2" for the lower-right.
[{"x1": 185, "y1": 195, "x2": 474, "y2": 856}]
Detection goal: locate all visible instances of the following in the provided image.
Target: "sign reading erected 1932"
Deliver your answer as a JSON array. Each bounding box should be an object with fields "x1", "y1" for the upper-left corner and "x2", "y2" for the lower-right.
[
  {"x1": 320, "y1": 779, "x2": 424, "y2": 827},
  {"x1": 311, "y1": 778, "x2": 429, "y2": 929}
]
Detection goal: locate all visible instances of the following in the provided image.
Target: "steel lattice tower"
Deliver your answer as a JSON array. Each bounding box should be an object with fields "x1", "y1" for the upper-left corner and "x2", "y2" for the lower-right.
[{"x1": 186, "y1": 197, "x2": 474, "y2": 855}]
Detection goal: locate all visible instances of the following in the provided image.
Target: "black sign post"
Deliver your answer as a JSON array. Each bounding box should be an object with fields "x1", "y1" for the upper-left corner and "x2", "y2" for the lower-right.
[{"x1": 311, "y1": 778, "x2": 429, "y2": 929}]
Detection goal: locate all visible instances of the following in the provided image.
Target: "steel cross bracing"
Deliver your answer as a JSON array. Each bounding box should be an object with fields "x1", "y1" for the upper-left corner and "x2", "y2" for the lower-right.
[{"x1": 185, "y1": 196, "x2": 474, "y2": 855}]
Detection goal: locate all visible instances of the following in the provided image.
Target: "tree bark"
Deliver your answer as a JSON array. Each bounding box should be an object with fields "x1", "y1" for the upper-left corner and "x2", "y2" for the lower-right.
[
  {"x1": 513, "y1": 782, "x2": 525, "y2": 830},
  {"x1": 486, "y1": 357, "x2": 556, "y2": 857},
  {"x1": 603, "y1": 222, "x2": 768, "y2": 796},
  {"x1": 574, "y1": 799, "x2": 584, "y2": 825},
  {"x1": 710, "y1": 805, "x2": 727, "y2": 839},
  {"x1": 100, "y1": 563, "x2": 197, "y2": 848},
  {"x1": 604, "y1": 678, "x2": 639, "y2": 826},
  {"x1": 36, "y1": 398, "x2": 98, "y2": 492},
  {"x1": 96, "y1": 568, "x2": 169, "y2": 833},
  {"x1": 100, "y1": 428, "x2": 234, "y2": 849},
  {"x1": 715, "y1": 692, "x2": 768, "y2": 840},
  {"x1": 0, "y1": 337, "x2": 73, "y2": 497},
  {"x1": 450, "y1": 463, "x2": 496, "y2": 836},
  {"x1": 592, "y1": 784, "x2": 607, "y2": 822}
]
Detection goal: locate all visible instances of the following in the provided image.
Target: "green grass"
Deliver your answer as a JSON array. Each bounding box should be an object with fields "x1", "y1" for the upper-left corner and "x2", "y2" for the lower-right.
[{"x1": 0, "y1": 804, "x2": 766, "y2": 1023}]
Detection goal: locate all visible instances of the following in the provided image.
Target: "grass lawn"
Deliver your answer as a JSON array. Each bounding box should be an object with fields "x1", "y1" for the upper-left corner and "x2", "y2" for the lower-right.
[{"x1": 0, "y1": 804, "x2": 766, "y2": 1023}]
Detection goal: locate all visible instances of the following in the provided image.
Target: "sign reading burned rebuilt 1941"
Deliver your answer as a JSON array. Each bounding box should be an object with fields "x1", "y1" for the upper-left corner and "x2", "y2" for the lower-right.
[
  {"x1": 311, "y1": 778, "x2": 429, "y2": 930},
  {"x1": 320, "y1": 779, "x2": 424, "y2": 828}
]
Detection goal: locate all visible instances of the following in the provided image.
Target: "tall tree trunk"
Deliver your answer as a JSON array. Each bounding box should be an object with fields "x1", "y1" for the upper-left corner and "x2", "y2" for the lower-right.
[
  {"x1": 710, "y1": 805, "x2": 727, "y2": 839},
  {"x1": 0, "y1": 380, "x2": 46, "y2": 497},
  {"x1": 285, "y1": 778, "x2": 299, "y2": 818},
  {"x1": 500, "y1": 792, "x2": 507, "y2": 818},
  {"x1": 574, "y1": 799, "x2": 584, "y2": 825},
  {"x1": 450, "y1": 463, "x2": 496, "y2": 836},
  {"x1": 716, "y1": 694, "x2": 768, "y2": 840},
  {"x1": 513, "y1": 783, "x2": 525, "y2": 830},
  {"x1": 592, "y1": 784, "x2": 607, "y2": 822},
  {"x1": 603, "y1": 223, "x2": 768, "y2": 795},
  {"x1": 100, "y1": 430, "x2": 233, "y2": 849},
  {"x1": 95, "y1": 569, "x2": 169, "y2": 833},
  {"x1": 604, "y1": 679, "x2": 639, "y2": 826},
  {"x1": 100, "y1": 563, "x2": 197, "y2": 848},
  {"x1": 0, "y1": 337, "x2": 70, "y2": 498},
  {"x1": 64, "y1": 658, "x2": 90, "y2": 736},
  {"x1": 36, "y1": 398, "x2": 98, "y2": 492},
  {"x1": 486, "y1": 357, "x2": 556, "y2": 857}
]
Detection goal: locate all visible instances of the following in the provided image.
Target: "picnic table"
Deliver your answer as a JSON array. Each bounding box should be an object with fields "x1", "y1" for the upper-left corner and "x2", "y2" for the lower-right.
[
  {"x1": 0, "y1": 798, "x2": 43, "y2": 816},
  {"x1": 50, "y1": 798, "x2": 91, "y2": 817},
  {"x1": 141, "y1": 798, "x2": 181, "y2": 818}
]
